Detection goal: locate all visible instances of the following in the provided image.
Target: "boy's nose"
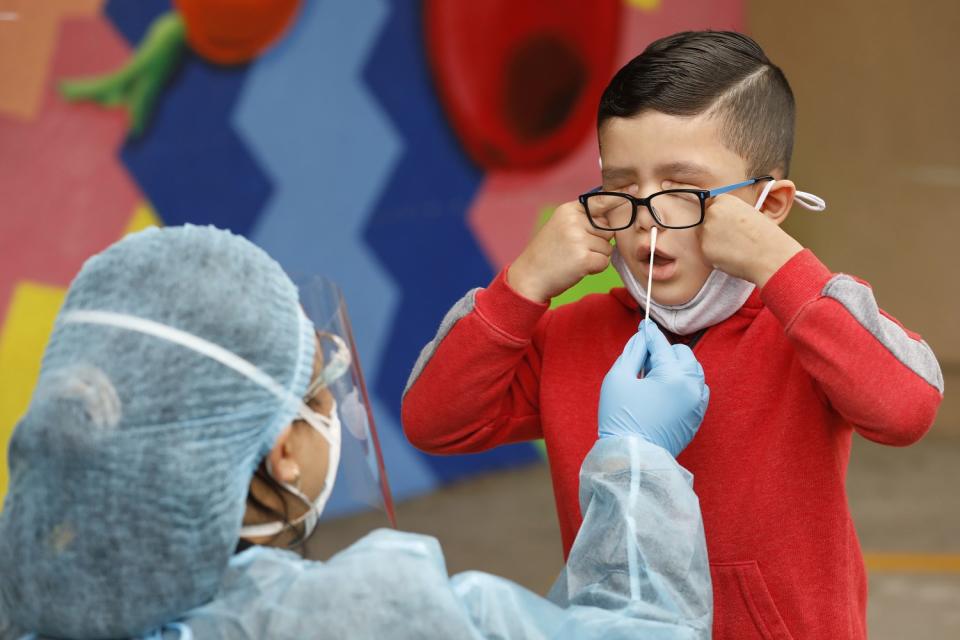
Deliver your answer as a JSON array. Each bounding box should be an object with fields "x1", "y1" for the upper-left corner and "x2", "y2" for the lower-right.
[{"x1": 632, "y1": 204, "x2": 659, "y2": 232}]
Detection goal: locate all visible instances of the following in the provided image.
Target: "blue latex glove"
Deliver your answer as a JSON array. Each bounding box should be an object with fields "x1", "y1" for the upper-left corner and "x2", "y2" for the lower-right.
[{"x1": 598, "y1": 320, "x2": 709, "y2": 456}]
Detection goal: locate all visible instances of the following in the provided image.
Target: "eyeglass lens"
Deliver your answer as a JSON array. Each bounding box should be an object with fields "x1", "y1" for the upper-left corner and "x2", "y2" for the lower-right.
[{"x1": 584, "y1": 191, "x2": 703, "y2": 230}]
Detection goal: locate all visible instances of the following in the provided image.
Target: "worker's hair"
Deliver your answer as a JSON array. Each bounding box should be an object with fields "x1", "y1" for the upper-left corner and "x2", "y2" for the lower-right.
[
  {"x1": 598, "y1": 31, "x2": 795, "y2": 177},
  {"x1": 236, "y1": 460, "x2": 304, "y2": 553}
]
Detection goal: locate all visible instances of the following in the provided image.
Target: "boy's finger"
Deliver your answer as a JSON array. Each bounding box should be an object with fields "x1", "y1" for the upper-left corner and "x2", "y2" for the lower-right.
[
  {"x1": 585, "y1": 225, "x2": 615, "y2": 242},
  {"x1": 586, "y1": 186, "x2": 638, "y2": 212},
  {"x1": 582, "y1": 189, "x2": 635, "y2": 236},
  {"x1": 576, "y1": 204, "x2": 615, "y2": 240},
  {"x1": 643, "y1": 320, "x2": 677, "y2": 370},
  {"x1": 703, "y1": 192, "x2": 734, "y2": 209},
  {"x1": 585, "y1": 234, "x2": 614, "y2": 256}
]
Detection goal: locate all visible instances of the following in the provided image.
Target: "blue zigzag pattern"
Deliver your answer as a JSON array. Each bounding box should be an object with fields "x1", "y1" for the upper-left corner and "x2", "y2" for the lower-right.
[
  {"x1": 106, "y1": 0, "x2": 271, "y2": 237},
  {"x1": 362, "y1": 0, "x2": 540, "y2": 482},
  {"x1": 233, "y1": 0, "x2": 437, "y2": 511},
  {"x1": 106, "y1": 0, "x2": 539, "y2": 499}
]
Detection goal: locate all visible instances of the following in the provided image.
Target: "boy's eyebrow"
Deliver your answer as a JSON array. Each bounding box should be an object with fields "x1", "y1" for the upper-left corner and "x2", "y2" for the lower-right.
[
  {"x1": 601, "y1": 161, "x2": 717, "y2": 185},
  {"x1": 600, "y1": 166, "x2": 636, "y2": 183},
  {"x1": 655, "y1": 161, "x2": 714, "y2": 183}
]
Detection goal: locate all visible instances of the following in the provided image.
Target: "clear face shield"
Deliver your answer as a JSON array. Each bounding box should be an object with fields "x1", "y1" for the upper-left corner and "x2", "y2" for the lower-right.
[
  {"x1": 60, "y1": 276, "x2": 395, "y2": 550},
  {"x1": 299, "y1": 277, "x2": 396, "y2": 529},
  {"x1": 244, "y1": 275, "x2": 397, "y2": 545}
]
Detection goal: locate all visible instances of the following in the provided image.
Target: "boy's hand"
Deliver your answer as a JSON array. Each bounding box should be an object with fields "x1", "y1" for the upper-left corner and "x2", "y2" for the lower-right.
[
  {"x1": 507, "y1": 192, "x2": 626, "y2": 303},
  {"x1": 700, "y1": 193, "x2": 804, "y2": 288}
]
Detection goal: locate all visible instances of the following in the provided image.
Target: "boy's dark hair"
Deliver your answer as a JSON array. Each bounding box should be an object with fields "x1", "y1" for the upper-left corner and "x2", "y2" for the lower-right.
[{"x1": 598, "y1": 31, "x2": 795, "y2": 177}]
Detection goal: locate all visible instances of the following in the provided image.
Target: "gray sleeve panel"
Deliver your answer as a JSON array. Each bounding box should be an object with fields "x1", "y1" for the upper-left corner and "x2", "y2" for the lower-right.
[
  {"x1": 821, "y1": 275, "x2": 944, "y2": 393},
  {"x1": 403, "y1": 288, "x2": 481, "y2": 399}
]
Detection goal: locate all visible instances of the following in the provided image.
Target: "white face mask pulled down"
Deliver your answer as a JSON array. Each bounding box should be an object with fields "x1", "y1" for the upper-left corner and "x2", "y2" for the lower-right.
[{"x1": 611, "y1": 183, "x2": 826, "y2": 335}]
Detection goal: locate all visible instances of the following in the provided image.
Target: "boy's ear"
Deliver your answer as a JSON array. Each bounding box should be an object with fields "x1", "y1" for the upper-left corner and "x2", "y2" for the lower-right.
[{"x1": 759, "y1": 179, "x2": 796, "y2": 226}]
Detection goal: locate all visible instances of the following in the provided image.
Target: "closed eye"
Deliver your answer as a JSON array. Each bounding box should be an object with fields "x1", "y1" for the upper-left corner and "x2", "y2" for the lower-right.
[{"x1": 661, "y1": 179, "x2": 703, "y2": 191}]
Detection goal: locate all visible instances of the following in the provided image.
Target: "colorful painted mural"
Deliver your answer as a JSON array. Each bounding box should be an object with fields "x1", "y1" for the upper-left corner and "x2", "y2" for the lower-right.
[{"x1": 0, "y1": 0, "x2": 743, "y2": 511}]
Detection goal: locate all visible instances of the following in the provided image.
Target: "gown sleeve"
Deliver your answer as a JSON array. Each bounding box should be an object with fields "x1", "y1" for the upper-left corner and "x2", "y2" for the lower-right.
[{"x1": 176, "y1": 437, "x2": 711, "y2": 640}]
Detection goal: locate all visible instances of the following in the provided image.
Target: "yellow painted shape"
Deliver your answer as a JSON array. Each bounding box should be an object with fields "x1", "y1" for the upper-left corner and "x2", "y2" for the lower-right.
[
  {"x1": 0, "y1": 281, "x2": 67, "y2": 504},
  {"x1": 625, "y1": 0, "x2": 661, "y2": 11},
  {"x1": 124, "y1": 201, "x2": 161, "y2": 235},
  {"x1": 0, "y1": 202, "x2": 158, "y2": 504},
  {"x1": 865, "y1": 553, "x2": 960, "y2": 574}
]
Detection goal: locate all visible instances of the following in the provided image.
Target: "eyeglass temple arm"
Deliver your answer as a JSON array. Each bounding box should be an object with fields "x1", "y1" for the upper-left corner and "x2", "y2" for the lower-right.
[
  {"x1": 704, "y1": 178, "x2": 826, "y2": 212},
  {"x1": 707, "y1": 177, "x2": 770, "y2": 197}
]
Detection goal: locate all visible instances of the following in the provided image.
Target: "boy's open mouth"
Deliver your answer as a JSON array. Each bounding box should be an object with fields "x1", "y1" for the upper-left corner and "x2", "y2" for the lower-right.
[{"x1": 637, "y1": 246, "x2": 678, "y2": 281}]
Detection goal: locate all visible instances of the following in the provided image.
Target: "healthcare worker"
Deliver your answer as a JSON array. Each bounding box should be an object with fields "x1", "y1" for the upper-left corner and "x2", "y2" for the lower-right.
[{"x1": 0, "y1": 225, "x2": 711, "y2": 639}]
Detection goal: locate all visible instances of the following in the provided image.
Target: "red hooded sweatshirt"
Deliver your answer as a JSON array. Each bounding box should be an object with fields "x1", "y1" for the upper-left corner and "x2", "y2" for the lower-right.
[{"x1": 402, "y1": 249, "x2": 943, "y2": 639}]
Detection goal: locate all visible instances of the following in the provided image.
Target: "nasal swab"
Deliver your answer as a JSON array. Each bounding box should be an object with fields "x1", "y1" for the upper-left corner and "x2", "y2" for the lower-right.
[{"x1": 645, "y1": 226, "x2": 657, "y2": 321}]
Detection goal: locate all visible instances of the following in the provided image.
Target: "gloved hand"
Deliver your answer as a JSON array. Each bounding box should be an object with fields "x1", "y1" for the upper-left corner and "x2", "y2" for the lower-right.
[{"x1": 598, "y1": 320, "x2": 709, "y2": 457}]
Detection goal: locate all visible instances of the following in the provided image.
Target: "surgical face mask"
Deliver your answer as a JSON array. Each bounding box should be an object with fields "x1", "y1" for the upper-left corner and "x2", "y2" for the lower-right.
[
  {"x1": 238, "y1": 332, "x2": 352, "y2": 543},
  {"x1": 611, "y1": 182, "x2": 826, "y2": 335},
  {"x1": 240, "y1": 400, "x2": 342, "y2": 544}
]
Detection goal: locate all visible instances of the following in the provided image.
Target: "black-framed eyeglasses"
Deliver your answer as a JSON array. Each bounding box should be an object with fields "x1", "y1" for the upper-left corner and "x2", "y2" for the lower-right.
[{"x1": 578, "y1": 176, "x2": 774, "y2": 230}]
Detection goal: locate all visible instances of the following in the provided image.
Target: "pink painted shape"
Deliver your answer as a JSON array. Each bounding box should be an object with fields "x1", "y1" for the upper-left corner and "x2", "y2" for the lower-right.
[
  {"x1": 468, "y1": 0, "x2": 745, "y2": 270},
  {"x1": 0, "y1": 15, "x2": 141, "y2": 322}
]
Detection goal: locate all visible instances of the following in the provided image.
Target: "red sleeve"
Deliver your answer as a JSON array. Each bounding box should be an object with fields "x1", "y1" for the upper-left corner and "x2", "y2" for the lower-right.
[
  {"x1": 760, "y1": 249, "x2": 943, "y2": 446},
  {"x1": 401, "y1": 267, "x2": 550, "y2": 454}
]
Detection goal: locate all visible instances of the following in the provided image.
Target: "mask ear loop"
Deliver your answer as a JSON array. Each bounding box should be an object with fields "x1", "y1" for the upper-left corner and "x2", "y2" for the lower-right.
[
  {"x1": 754, "y1": 180, "x2": 827, "y2": 212},
  {"x1": 755, "y1": 179, "x2": 776, "y2": 210},
  {"x1": 794, "y1": 191, "x2": 826, "y2": 211},
  {"x1": 293, "y1": 401, "x2": 341, "y2": 538}
]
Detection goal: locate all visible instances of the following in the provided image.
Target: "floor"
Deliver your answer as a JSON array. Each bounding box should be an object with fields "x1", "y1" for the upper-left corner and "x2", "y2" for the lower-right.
[
  {"x1": 311, "y1": 434, "x2": 960, "y2": 638},
  {"x1": 848, "y1": 436, "x2": 960, "y2": 638}
]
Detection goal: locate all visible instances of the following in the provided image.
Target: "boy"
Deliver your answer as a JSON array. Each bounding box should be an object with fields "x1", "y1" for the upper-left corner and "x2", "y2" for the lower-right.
[{"x1": 402, "y1": 31, "x2": 943, "y2": 639}]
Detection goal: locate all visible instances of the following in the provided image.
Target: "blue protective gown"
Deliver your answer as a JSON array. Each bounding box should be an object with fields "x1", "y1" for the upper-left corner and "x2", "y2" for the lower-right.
[
  {"x1": 172, "y1": 436, "x2": 711, "y2": 639},
  {"x1": 1, "y1": 437, "x2": 710, "y2": 640}
]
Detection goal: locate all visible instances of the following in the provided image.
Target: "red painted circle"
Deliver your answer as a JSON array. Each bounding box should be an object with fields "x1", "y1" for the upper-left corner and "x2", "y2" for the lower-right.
[{"x1": 425, "y1": 0, "x2": 622, "y2": 170}]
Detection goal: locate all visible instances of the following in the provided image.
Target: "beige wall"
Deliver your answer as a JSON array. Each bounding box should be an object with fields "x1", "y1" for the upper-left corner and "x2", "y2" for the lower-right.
[{"x1": 750, "y1": 1, "x2": 960, "y2": 433}]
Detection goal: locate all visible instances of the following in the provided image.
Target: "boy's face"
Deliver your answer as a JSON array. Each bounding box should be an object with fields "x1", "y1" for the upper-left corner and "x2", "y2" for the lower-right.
[{"x1": 599, "y1": 111, "x2": 768, "y2": 306}]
